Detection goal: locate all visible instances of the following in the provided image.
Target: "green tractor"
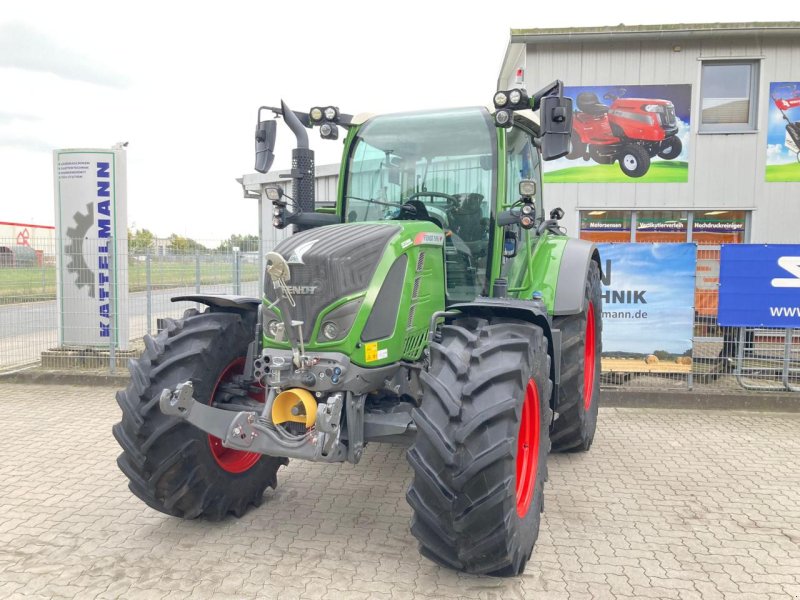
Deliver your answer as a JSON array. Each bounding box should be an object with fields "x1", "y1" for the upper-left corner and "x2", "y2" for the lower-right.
[{"x1": 113, "y1": 81, "x2": 602, "y2": 576}]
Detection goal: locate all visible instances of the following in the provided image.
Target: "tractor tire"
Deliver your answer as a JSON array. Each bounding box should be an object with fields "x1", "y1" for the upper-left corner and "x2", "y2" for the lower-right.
[
  {"x1": 657, "y1": 136, "x2": 682, "y2": 160},
  {"x1": 618, "y1": 144, "x2": 650, "y2": 177},
  {"x1": 406, "y1": 317, "x2": 552, "y2": 576},
  {"x1": 113, "y1": 310, "x2": 288, "y2": 520},
  {"x1": 550, "y1": 260, "x2": 602, "y2": 452}
]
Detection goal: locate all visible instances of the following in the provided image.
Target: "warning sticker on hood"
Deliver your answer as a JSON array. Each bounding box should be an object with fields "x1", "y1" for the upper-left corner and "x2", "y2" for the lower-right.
[{"x1": 414, "y1": 232, "x2": 445, "y2": 246}]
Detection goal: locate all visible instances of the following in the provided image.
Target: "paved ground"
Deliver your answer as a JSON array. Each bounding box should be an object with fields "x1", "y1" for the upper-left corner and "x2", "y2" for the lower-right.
[{"x1": 1, "y1": 383, "x2": 799, "y2": 600}]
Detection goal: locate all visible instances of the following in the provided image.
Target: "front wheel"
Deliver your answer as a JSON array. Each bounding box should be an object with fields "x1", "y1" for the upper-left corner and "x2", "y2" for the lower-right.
[
  {"x1": 658, "y1": 136, "x2": 682, "y2": 160},
  {"x1": 113, "y1": 310, "x2": 288, "y2": 519},
  {"x1": 406, "y1": 317, "x2": 552, "y2": 575}
]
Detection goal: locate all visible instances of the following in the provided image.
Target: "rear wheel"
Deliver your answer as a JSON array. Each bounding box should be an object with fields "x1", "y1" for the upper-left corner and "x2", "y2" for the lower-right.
[
  {"x1": 618, "y1": 144, "x2": 650, "y2": 177},
  {"x1": 406, "y1": 317, "x2": 552, "y2": 575},
  {"x1": 550, "y1": 260, "x2": 602, "y2": 452},
  {"x1": 113, "y1": 310, "x2": 288, "y2": 519}
]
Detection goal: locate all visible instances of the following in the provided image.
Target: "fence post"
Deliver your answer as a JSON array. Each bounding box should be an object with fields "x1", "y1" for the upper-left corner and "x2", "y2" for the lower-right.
[
  {"x1": 233, "y1": 246, "x2": 241, "y2": 295},
  {"x1": 195, "y1": 249, "x2": 201, "y2": 293},
  {"x1": 146, "y1": 247, "x2": 152, "y2": 336},
  {"x1": 782, "y1": 328, "x2": 792, "y2": 391}
]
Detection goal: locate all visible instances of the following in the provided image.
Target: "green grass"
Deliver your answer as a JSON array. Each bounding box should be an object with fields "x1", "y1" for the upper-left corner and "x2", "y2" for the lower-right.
[
  {"x1": 544, "y1": 160, "x2": 689, "y2": 183},
  {"x1": 765, "y1": 163, "x2": 800, "y2": 182},
  {"x1": 0, "y1": 261, "x2": 260, "y2": 305}
]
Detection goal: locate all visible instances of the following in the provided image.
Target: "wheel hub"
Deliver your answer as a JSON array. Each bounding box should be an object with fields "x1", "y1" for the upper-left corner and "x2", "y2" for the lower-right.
[
  {"x1": 583, "y1": 302, "x2": 596, "y2": 410},
  {"x1": 515, "y1": 379, "x2": 540, "y2": 518},
  {"x1": 208, "y1": 358, "x2": 263, "y2": 474}
]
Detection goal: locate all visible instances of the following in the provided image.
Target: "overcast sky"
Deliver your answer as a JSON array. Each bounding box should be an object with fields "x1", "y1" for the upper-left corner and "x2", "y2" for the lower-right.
[{"x1": 0, "y1": 2, "x2": 789, "y2": 242}]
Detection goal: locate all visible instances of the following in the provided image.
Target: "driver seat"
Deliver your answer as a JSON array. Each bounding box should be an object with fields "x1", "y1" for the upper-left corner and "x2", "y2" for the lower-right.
[
  {"x1": 402, "y1": 200, "x2": 444, "y2": 229},
  {"x1": 450, "y1": 194, "x2": 485, "y2": 242},
  {"x1": 576, "y1": 92, "x2": 608, "y2": 117}
]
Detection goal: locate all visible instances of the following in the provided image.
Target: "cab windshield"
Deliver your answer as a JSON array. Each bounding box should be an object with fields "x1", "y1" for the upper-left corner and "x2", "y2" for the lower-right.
[{"x1": 344, "y1": 108, "x2": 496, "y2": 300}]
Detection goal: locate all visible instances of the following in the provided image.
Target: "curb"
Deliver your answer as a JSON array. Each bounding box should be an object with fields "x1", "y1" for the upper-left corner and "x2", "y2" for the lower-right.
[
  {"x1": 601, "y1": 389, "x2": 800, "y2": 413},
  {"x1": 0, "y1": 368, "x2": 130, "y2": 388}
]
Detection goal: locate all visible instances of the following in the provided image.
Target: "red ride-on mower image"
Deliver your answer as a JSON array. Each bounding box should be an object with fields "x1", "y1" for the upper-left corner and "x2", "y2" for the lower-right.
[
  {"x1": 568, "y1": 88, "x2": 682, "y2": 178},
  {"x1": 772, "y1": 84, "x2": 800, "y2": 163}
]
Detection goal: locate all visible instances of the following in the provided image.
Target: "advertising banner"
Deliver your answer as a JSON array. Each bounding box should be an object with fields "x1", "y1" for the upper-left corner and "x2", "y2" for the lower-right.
[
  {"x1": 598, "y1": 243, "x2": 696, "y2": 370},
  {"x1": 54, "y1": 149, "x2": 129, "y2": 349},
  {"x1": 719, "y1": 244, "x2": 800, "y2": 328},
  {"x1": 544, "y1": 84, "x2": 691, "y2": 183},
  {"x1": 766, "y1": 82, "x2": 800, "y2": 182}
]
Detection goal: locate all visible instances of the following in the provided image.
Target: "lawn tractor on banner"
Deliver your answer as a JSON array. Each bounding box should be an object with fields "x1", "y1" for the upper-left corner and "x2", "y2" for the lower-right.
[
  {"x1": 113, "y1": 82, "x2": 603, "y2": 576},
  {"x1": 772, "y1": 84, "x2": 800, "y2": 162},
  {"x1": 568, "y1": 87, "x2": 682, "y2": 177}
]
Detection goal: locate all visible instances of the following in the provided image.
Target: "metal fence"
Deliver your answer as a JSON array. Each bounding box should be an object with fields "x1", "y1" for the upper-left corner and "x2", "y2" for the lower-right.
[
  {"x1": 0, "y1": 238, "x2": 259, "y2": 372},
  {"x1": 1, "y1": 237, "x2": 798, "y2": 394}
]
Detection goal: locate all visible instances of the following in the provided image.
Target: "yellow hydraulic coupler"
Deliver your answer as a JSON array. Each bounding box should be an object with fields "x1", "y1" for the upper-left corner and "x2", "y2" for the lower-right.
[{"x1": 272, "y1": 388, "x2": 317, "y2": 428}]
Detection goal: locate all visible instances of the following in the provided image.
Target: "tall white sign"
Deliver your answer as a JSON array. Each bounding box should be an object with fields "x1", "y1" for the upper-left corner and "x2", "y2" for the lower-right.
[{"x1": 54, "y1": 149, "x2": 129, "y2": 349}]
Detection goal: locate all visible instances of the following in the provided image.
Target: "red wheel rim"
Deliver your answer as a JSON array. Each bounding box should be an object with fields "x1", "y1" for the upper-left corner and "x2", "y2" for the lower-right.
[
  {"x1": 515, "y1": 379, "x2": 540, "y2": 518},
  {"x1": 207, "y1": 358, "x2": 263, "y2": 474},
  {"x1": 583, "y1": 301, "x2": 596, "y2": 411}
]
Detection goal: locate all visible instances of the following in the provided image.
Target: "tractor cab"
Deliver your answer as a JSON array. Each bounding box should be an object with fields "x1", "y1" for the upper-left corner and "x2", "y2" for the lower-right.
[{"x1": 342, "y1": 107, "x2": 497, "y2": 302}]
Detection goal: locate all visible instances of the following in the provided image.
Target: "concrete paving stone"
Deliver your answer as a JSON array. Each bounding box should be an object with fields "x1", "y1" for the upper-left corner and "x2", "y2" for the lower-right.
[{"x1": 1, "y1": 384, "x2": 799, "y2": 599}]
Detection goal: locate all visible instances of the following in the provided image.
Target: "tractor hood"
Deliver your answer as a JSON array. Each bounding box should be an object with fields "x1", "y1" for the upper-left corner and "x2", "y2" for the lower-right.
[
  {"x1": 262, "y1": 221, "x2": 447, "y2": 367},
  {"x1": 264, "y1": 223, "x2": 401, "y2": 342}
]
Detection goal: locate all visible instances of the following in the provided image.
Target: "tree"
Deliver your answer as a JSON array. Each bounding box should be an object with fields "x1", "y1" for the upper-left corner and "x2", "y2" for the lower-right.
[
  {"x1": 167, "y1": 234, "x2": 207, "y2": 253},
  {"x1": 128, "y1": 228, "x2": 155, "y2": 253},
  {"x1": 217, "y1": 234, "x2": 259, "y2": 253}
]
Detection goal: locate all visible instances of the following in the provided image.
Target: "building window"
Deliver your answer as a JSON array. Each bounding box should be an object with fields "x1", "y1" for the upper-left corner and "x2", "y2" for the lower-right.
[
  {"x1": 579, "y1": 210, "x2": 631, "y2": 242},
  {"x1": 700, "y1": 61, "x2": 759, "y2": 132},
  {"x1": 636, "y1": 210, "x2": 688, "y2": 243}
]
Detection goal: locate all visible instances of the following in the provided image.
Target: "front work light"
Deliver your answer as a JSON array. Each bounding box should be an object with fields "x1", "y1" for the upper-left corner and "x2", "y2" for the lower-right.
[
  {"x1": 494, "y1": 92, "x2": 508, "y2": 108},
  {"x1": 519, "y1": 180, "x2": 536, "y2": 198},
  {"x1": 495, "y1": 109, "x2": 513, "y2": 128},
  {"x1": 309, "y1": 107, "x2": 324, "y2": 122},
  {"x1": 265, "y1": 185, "x2": 283, "y2": 202},
  {"x1": 324, "y1": 106, "x2": 338, "y2": 121},
  {"x1": 320, "y1": 122, "x2": 338, "y2": 140}
]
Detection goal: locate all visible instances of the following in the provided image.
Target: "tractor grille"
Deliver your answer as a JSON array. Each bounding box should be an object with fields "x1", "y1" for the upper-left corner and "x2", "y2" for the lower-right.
[
  {"x1": 265, "y1": 223, "x2": 400, "y2": 341},
  {"x1": 661, "y1": 105, "x2": 677, "y2": 128}
]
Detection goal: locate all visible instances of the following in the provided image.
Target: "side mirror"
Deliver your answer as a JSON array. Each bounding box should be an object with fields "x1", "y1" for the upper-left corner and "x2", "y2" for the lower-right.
[
  {"x1": 540, "y1": 96, "x2": 573, "y2": 161},
  {"x1": 255, "y1": 120, "x2": 277, "y2": 173}
]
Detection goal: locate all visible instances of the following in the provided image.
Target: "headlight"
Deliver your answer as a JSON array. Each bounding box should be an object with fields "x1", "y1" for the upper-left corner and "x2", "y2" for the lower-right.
[
  {"x1": 643, "y1": 104, "x2": 664, "y2": 113},
  {"x1": 324, "y1": 106, "x2": 338, "y2": 120},
  {"x1": 509, "y1": 89, "x2": 522, "y2": 105},
  {"x1": 321, "y1": 321, "x2": 339, "y2": 340},
  {"x1": 309, "y1": 107, "x2": 323, "y2": 122},
  {"x1": 267, "y1": 320, "x2": 280, "y2": 337},
  {"x1": 316, "y1": 297, "x2": 363, "y2": 343},
  {"x1": 494, "y1": 92, "x2": 508, "y2": 107}
]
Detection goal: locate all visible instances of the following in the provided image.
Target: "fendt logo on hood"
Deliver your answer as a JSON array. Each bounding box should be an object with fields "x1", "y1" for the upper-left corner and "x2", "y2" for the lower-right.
[
  {"x1": 287, "y1": 285, "x2": 318, "y2": 295},
  {"x1": 287, "y1": 239, "x2": 318, "y2": 264}
]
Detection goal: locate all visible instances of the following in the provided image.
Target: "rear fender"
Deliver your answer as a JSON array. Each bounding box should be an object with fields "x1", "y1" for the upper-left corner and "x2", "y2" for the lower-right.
[{"x1": 553, "y1": 240, "x2": 601, "y2": 317}]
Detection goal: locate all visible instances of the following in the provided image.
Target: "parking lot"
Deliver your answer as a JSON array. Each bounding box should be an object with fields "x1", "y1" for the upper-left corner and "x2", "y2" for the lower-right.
[{"x1": 1, "y1": 382, "x2": 799, "y2": 599}]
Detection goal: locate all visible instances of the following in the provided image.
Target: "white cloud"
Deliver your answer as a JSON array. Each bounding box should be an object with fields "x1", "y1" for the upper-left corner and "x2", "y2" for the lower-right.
[
  {"x1": 766, "y1": 142, "x2": 794, "y2": 165},
  {"x1": 0, "y1": 22, "x2": 128, "y2": 88}
]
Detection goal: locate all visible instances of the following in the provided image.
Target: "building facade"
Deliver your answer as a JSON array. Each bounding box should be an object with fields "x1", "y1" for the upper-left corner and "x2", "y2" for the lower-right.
[{"x1": 497, "y1": 22, "x2": 800, "y2": 245}]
